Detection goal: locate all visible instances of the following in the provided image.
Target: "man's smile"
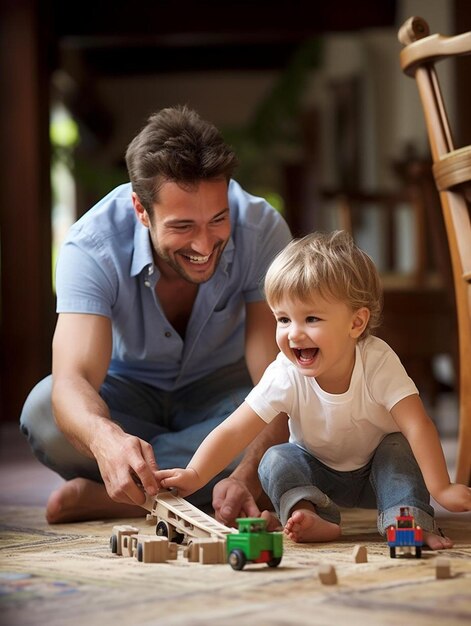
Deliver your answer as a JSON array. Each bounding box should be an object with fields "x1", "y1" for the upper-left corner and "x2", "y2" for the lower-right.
[{"x1": 182, "y1": 252, "x2": 212, "y2": 264}]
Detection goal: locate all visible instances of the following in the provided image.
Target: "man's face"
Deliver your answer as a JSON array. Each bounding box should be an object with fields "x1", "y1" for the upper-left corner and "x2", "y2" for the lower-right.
[{"x1": 133, "y1": 179, "x2": 231, "y2": 284}]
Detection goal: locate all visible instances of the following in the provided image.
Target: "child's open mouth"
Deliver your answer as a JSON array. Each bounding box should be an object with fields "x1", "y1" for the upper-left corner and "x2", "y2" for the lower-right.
[{"x1": 293, "y1": 348, "x2": 319, "y2": 365}]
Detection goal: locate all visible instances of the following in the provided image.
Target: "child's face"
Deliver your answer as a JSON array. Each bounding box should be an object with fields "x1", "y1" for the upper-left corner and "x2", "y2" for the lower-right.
[{"x1": 272, "y1": 291, "x2": 369, "y2": 392}]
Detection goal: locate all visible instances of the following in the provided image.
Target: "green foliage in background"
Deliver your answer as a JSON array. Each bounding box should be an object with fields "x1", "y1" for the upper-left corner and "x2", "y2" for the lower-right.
[{"x1": 222, "y1": 37, "x2": 322, "y2": 206}]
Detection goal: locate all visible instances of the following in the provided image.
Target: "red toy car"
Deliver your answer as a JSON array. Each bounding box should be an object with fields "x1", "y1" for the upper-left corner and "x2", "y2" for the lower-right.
[{"x1": 387, "y1": 506, "x2": 423, "y2": 558}]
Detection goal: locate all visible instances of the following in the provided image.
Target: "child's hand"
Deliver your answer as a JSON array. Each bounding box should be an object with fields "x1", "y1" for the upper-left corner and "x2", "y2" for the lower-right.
[
  {"x1": 434, "y1": 483, "x2": 471, "y2": 512},
  {"x1": 155, "y1": 467, "x2": 200, "y2": 498}
]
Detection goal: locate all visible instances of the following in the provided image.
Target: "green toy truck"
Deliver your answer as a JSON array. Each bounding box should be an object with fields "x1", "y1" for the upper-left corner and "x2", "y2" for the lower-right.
[{"x1": 226, "y1": 517, "x2": 283, "y2": 570}]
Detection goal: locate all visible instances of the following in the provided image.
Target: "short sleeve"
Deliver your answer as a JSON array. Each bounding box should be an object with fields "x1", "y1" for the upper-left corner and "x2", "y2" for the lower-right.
[
  {"x1": 55, "y1": 233, "x2": 117, "y2": 317},
  {"x1": 367, "y1": 346, "x2": 419, "y2": 411},
  {"x1": 245, "y1": 356, "x2": 294, "y2": 421}
]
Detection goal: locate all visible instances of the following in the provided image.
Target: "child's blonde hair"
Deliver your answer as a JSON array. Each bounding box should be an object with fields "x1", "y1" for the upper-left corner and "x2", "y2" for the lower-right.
[{"x1": 264, "y1": 230, "x2": 383, "y2": 337}]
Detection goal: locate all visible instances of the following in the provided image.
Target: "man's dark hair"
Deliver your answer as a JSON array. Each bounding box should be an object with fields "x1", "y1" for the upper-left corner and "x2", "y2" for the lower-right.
[{"x1": 125, "y1": 105, "x2": 239, "y2": 211}]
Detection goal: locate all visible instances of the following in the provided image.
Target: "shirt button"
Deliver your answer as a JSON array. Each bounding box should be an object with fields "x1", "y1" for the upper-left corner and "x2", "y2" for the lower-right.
[
  {"x1": 144, "y1": 280, "x2": 151, "y2": 288},
  {"x1": 164, "y1": 331, "x2": 171, "y2": 338}
]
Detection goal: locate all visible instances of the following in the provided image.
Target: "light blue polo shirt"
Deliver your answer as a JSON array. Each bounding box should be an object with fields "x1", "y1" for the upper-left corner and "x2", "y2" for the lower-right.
[{"x1": 55, "y1": 180, "x2": 292, "y2": 391}]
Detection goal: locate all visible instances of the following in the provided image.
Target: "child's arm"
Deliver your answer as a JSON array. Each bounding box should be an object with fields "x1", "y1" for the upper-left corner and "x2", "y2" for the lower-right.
[
  {"x1": 156, "y1": 401, "x2": 268, "y2": 497},
  {"x1": 391, "y1": 394, "x2": 471, "y2": 511}
]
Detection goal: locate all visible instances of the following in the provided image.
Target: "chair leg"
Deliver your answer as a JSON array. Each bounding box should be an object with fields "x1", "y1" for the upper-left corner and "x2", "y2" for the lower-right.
[{"x1": 455, "y1": 396, "x2": 471, "y2": 486}]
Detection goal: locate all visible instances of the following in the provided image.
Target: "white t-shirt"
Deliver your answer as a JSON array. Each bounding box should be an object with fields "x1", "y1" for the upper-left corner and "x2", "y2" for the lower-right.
[{"x1": 245, "y1": 335, "x2": 418, "y2": 471}]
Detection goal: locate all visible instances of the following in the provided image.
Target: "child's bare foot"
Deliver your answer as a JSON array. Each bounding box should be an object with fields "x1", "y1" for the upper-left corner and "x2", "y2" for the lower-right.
[
  {"x1": 260, "y1": 509, "x2": 283, "y2": 531},
  {"x1": 284, "y1": 508, "x2": 341, "y2": 543},
  {"x1": 422, "y1": 529, "x2": 453, "y2": 550},
  {"x1": 46, "y1": 478, "x2": 146, "y2": 524}
]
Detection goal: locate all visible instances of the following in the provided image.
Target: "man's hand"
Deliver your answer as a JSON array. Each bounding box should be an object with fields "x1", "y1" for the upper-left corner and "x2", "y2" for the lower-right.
[
  {"x1": 52, "y1": 312, "x2": 161, "y2": 507},
  {"x1": 211, "y1": 413, "x2": 288, "y2": 527},
  {"x1": 212, "y1": 476, "x2": 262, "y2": 527},
  {"x1": 91, "y1": 428, "x2": 160, "y2": 506}
]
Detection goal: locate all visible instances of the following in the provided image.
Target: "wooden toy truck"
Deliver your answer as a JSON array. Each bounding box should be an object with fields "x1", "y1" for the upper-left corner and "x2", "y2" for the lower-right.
[
  {"x1": 110, "y1": 525, "x2": 140, "y2": 556},
  {"x1": 110, "y1": 490, "x2": 237, "y2": 563},
  {"x1": 110, "y1": 526, "x2": 178, "y2": 562}
]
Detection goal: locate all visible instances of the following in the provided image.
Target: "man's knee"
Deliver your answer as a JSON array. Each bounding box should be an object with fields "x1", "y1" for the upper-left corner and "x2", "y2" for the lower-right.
[
  {"x1": 20, "y1": 376, "x2": 67, "y2": 456},
  {"x1": 19, "y1": 375, "x2": 100, "y2": 481},
  {"x1": 19, "y1": 376, "x2": 55, "y2": 442}
]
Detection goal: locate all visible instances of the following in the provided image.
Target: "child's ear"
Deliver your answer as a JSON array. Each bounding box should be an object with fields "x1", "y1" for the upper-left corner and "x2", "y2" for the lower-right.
[{"x1": 350, "y1": 307, "x2": 370, "y2": 338}]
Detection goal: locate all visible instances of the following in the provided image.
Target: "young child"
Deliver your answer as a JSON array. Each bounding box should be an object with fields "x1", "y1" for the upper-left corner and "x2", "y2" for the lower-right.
[{"x1": 156, "y1": 231, "x2": 471, "y2": 547}]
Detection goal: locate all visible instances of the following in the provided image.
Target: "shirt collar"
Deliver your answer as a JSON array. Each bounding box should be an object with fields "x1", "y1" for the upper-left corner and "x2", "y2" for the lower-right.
[
  {"x1": 219, "y1": 236, "x2": 235, "y2": 273},
  {"x1": 130, "y1": 221, "x2": 154, "y2": 277}
]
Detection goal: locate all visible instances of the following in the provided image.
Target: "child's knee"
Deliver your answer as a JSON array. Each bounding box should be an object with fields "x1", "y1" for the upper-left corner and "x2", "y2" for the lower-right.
[{"x1": 259, "y1": 444, "x2": 290, "y2": 479}]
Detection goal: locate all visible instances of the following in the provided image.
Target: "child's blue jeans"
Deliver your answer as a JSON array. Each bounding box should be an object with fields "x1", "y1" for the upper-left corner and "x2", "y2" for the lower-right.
[
  {"x1": 19, "y1": 359, "x2": 252, "y2": 508},
  {"x1": 258, "y1": 433, "x2": 436, "y2": 534}
]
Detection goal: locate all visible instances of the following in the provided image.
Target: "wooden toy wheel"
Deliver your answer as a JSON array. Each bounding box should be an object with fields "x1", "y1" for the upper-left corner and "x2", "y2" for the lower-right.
[
  {"x1": 110, "y1": 534, "x2": 118, "y2": 553},
  {"x1": 156, "y1": 521, "x2": 170, "y2": 537},
  {"x1": 173, "y1": 531, "x2": 185, "y2": 544}
]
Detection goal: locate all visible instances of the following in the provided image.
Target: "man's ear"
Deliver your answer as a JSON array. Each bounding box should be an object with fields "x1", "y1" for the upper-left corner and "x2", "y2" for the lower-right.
[
  {"x1": 132, "y1": 192, "x2": 150, "y2": 228},
  {"x1": 350, "y1": 307, "x2": 370, "y2": 339}
]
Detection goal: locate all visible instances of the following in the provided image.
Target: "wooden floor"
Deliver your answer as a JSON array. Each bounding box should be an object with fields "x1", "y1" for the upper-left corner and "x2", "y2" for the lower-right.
[
  {"x1": 1, "y1": 394, "x2": 470, "y2": 626},
  {"x1": 0, "y1": 422, "x2": 64, "y2": 507}
]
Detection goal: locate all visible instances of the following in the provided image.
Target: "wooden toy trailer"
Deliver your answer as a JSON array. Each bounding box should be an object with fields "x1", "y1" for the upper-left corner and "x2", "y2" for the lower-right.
[{"x1": 143, "y1": 490, "x2": 235, "y2": 543}]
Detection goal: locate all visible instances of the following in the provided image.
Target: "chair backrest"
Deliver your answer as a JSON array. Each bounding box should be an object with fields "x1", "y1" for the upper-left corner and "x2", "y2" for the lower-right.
[
  {"x1": 321, "y1": 165, "x2": 450, "y2": 292},
  {"x1": 399, "y1": 16, "x2": 471, "y2": 485}
]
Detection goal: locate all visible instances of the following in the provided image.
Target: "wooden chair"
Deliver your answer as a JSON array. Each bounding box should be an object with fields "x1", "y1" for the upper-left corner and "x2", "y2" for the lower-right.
[{"x1": 399, "y1": 16, "x2": 471, "y2": 486}]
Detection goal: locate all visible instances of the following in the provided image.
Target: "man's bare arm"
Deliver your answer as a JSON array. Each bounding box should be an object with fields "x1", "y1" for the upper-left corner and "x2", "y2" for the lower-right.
[{"x1": 52, "y1": 313, "x2": 160, "y2": 505}]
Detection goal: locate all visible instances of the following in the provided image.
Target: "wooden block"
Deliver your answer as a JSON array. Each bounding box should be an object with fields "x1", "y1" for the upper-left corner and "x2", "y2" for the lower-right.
[
  {"x1": 168, "y1": 542, "x2": 178, "y2": 560},
  {"x1": 184, "y1": 541, "x2": 199, "y2": 563},
  {"x1": 318, "y1": 564, "x2": 337, "y2": 585},
  {"x1": 185, "y1": 538, "x2": 227, "y2": 564},
  {"x1": 199, "y1": 541, "x2": 221, "y2": 564},
  {"x1": 352, "y1": 545, "x2": 368, "y2": 563},
  {"x1": 435, "y1": 557, "x2": 451, "y2": 579},
  {"x1": 138, "y1": 536, "x2": 174, "y2": 563}
]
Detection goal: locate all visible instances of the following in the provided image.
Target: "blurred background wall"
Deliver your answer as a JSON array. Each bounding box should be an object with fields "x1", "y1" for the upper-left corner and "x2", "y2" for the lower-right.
[{"x1": 1, "y1": 0, "x2": 470, "y2": 425}]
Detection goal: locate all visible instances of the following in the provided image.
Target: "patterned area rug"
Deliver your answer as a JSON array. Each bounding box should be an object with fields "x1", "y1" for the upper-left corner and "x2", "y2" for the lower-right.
[{"x1": 1, "y1": 505, "x2": 470, "y2": 626}]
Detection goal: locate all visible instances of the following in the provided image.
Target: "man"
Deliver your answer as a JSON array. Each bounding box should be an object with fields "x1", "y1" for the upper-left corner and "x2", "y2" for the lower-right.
[{"x1": 20, "y1": 105, "x2": 291, "y2": 525}]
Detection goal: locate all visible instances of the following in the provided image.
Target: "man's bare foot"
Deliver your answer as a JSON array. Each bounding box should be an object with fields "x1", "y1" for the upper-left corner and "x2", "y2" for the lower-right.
[
  {"x1": 260, "y1": 509, "x2": 283, "y2": 531},
  {"x1": 422, "y1": 529, "x2": 453, "y2": 550},
  {"x1": 284, "y1": 509, "x2": 341, "y2": 543},
  {"x1": 46, "y1": 478, "x2": 146, "y2": 524}
]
